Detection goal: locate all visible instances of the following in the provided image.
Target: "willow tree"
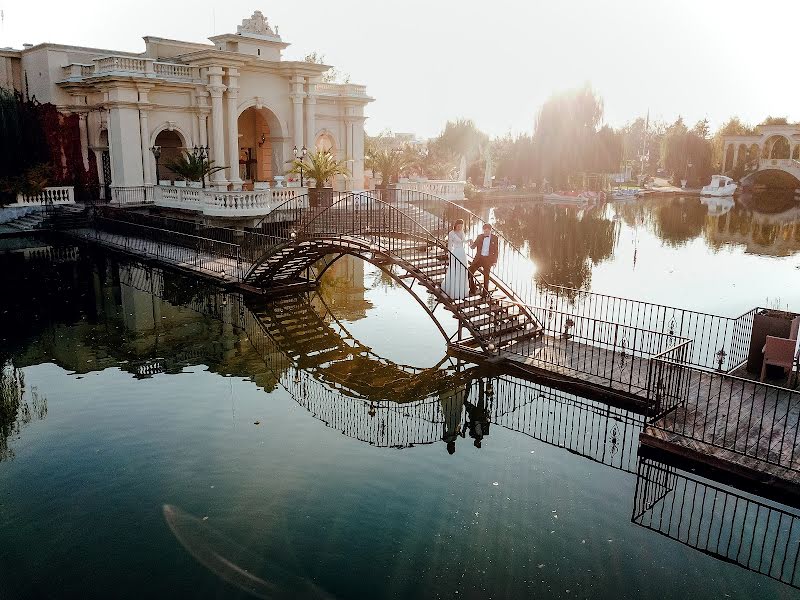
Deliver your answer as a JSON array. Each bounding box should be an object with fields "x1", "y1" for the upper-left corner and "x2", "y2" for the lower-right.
[{"x1": 531, "y1": 85, "x2": 605, "y2": 189}]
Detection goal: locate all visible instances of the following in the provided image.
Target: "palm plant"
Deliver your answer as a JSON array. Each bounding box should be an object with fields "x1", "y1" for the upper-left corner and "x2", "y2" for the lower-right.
[
  {"x1": 165, "y1": 151, "x2": 226, "y2": 182},
  {"x1": 372, "y1": 149, "x2": 409, "y2": 187},
  {"x1": 290, "y1": 150, "x2": 350, "y2": 188}
]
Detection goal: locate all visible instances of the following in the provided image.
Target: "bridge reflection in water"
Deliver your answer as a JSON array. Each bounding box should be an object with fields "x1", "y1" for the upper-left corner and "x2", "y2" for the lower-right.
[{"x1": 4, "y1": 250, "x2": 799, "y2": 591}]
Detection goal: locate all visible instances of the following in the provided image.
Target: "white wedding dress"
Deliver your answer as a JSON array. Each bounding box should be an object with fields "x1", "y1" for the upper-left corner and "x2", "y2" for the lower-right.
[{"x1": 441, "y1": 230, "x2": 469, "y2": 300}]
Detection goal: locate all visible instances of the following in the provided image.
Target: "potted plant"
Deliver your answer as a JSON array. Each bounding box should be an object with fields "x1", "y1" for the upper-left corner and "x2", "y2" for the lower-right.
[
  {"x1": 372, "y1": 148, "x2": 408, "y2": 189},
  {"x1": 289, "y1": 150, "x2": 350, "y2": 207},
  {"x1": 165, "y1": 151, "x2": 226, "y2": 188}
]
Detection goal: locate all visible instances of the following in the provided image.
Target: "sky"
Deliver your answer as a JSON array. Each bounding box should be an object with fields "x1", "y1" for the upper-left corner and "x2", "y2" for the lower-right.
[{"x1": 2, "y1": 0, "x2": 799, "y2": 139}]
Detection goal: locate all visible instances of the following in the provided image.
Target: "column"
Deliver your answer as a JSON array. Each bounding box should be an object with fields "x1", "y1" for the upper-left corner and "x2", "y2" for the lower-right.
[
  {"x1": 305, "y1": 81, "x2": 317, "y2": 150},
  {"x1": 721, "y1": 143, "x2": 728, "y2": 171},
  {"x1": 107, "y1": 87, "x2": 145, "y2": 194},
  {"x1": 206, "y1": 66, "x2": 227, "y2": 188},
  {"x1": 732, "y1": 145, "x2": 739, "y2": 170},
  {"x1": 290, "y1": 75, "x2": 305, "y2": 150},
  {"x1": 195, "y1": 87, "x2": 209, "y2": 147},
  {"x1": 225, "y1": 67, "x2": 242, "y2": 190},
  {"x1": 138, "y1": 87, "x2": 153, "y2": 187},
  {"x1": 350, "y1": 116, "x2": 365, "y2": 191},
  {"x1": 77, "y1": 113, "x2": 90, "y2": 170}
]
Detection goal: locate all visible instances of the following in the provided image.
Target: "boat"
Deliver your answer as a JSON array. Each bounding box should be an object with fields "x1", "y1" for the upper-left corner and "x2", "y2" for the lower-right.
[
  {"x1": 611, "y1": 188, "x2": 641, "y2": 201},
  {"x1": 543, "y1": 191, "x2": 605, "y2": 204},
  {"x1": 701, "y1": 196, "x2": 735, "y2": 216},
  {"x1": 701, "y1": 175, "x2": 737, "y2": 197}
]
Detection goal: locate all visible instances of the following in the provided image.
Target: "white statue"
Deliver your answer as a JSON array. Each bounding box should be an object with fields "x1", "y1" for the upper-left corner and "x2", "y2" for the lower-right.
[{"x1": 237, "y1": 11, "x2": 280, "y2": 38}]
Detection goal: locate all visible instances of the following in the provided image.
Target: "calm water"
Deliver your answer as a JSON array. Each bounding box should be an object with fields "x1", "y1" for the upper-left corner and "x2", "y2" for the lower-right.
[{"x1": 1, "y1": 195, "x2": 799, "y2": 599}]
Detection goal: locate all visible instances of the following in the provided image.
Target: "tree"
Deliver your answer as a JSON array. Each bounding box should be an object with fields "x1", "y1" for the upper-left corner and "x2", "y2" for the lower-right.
[
  {"x1": 290, "y1": 149, "x2": 349, "y2": 188},
  {"x1": 761, "y1": 116, "x2": 789, "y2": 126},
  {"x1": 435, "y1": 119, "x2": 488, "y2": 163},
  {"x1": 531, "y1": 84, "x2": 605, "y2": 188},
  {"x1": 370, "y1": 149, "x2": 408, "y2": 186},
  {"x1": 692, "y1": 118, "x2": 710, "y2": 139},
  {"x1": 661, "y1": 117, "x2": 713, "y2": 186},
  {"x1": 303, "y1": 52, "x2": 350, "y2": 84}
]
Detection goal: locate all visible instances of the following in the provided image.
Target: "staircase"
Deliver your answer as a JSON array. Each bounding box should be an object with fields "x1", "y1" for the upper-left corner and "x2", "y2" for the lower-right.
[
  {"x1": 396, "y1": 249, "x2": 542, "y2": 352},
  {"x1": 3, "y1": 204, "x2": 91, "y2": 232}
]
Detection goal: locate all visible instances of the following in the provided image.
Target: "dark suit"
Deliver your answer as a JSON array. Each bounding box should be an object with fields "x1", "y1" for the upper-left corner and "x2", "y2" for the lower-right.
[{"x1": 469, "y1": 233, "x2": 498, "y2": 294}]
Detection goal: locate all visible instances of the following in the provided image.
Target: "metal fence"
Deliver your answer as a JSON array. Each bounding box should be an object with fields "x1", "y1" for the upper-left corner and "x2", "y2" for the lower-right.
[
  {"x1": 528, "y1": 284, "x2": 759, "y2": 373},
  {"x1": 647, "y1": 364, "x2": 800, "y2": 471},
  {"x1": 88, "y1": 216, "x2": 244, "y2": 280},
  {"x1": 633, "y1": 456, "x2": 800, "y2": 589},
  {"x1": 646, "y1": 339, "x2": 694, "y2": 419},
  {"x1": 514, "y1": 304, "x2": 692, "y2": 396}
]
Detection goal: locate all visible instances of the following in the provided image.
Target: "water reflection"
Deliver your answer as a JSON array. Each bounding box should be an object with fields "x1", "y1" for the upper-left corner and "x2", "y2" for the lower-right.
[
  {"x1": 491, "y1": 202, "x2": 618, "y2": 290},
  {"x1": 2, "y1": 247, "x2": 799, "y2": 593},
  {"x1": 482, "y1": 193, "x2": 800, "y2": 295},
  {"x1": 0, "y1": 363, "x2": 47, "y2": 462},
  {"x1": 633, "y1": 454, "x2": 800, "y2": 590}
]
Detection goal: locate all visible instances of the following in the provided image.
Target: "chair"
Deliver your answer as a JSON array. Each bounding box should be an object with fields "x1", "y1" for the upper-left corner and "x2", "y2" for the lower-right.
[{"x1": 761, "y1": 316, "x2": 800, "y2": 384}]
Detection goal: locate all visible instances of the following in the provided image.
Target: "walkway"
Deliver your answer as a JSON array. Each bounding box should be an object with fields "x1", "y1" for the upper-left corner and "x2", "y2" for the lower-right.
[
  {"x1": 642, "y1": 369, "x2": 800, "y2": 487},
  {"x1": 68, "y1": 226, "x2": 248, "y2": 281}
]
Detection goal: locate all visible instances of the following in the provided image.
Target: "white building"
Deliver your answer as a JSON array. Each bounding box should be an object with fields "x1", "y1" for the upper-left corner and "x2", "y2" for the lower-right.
[{"x1": 0, "y1": 11, "x2": 372, "y2": 212}]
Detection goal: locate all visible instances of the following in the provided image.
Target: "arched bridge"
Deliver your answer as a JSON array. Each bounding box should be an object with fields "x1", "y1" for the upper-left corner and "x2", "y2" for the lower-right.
[{"x1": 242, "y1": 190, "x2": 543, "y2": 353}]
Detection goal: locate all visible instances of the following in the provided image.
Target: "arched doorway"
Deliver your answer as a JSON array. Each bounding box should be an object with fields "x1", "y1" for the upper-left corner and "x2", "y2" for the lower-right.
[
  {"x1": 153, "y1": 130, "x2": 185, "y2": 181},
  {"x1": 237, "y1": 107, "x2": 281, "y2": 187},
  {"x1": 761, "y1": 135, "x2": 791, "y2": 159}
]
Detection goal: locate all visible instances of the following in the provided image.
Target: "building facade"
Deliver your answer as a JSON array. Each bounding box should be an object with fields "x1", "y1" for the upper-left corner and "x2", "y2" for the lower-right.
[{"x1": 0, "y1": 11, "x2": 372, "y2": 205}]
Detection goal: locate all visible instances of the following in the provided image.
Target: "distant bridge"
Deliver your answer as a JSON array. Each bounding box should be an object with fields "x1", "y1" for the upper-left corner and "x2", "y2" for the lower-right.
[{"x1": 722, "y1": 124, "x2": 800, "y2": 189}]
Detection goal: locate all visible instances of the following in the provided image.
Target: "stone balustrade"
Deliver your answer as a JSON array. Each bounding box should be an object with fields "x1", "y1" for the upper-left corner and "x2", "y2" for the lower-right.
[
  {"x1": 151, "y1": 185, "x2": 308, "y2": 216},
  {"x1": 393, "y1": 180, "x2": 466, "y2": 201},
  {"x1": 759, "y1": 158, "x2": 800, "y2": 172},
  {"x1": 315, "y1": 83, "x2": 370, "y2": 98},
  {"x1": 60, "y1": 56, "x2": 199, "y2": 83},
  {"x1": 13, "y1": 186, "x2": 75, "y2": 206},
  {"x1": 153, "y1": 62, "x2": 200, "y2": 81}
]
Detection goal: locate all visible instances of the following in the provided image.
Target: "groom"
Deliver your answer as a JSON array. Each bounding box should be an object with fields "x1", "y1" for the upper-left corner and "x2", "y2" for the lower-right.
[{"x1": 468, "y1": 223, "x2": 499, "y2": 296}]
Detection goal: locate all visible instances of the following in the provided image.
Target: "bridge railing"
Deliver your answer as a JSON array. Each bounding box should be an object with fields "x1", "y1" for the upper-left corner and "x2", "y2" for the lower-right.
[
  {"x1": 88, "y1": 216, "x2": 244, "y2": 280},
  {"x1": 526, "y1": 283, "x2": 759, "y2": 373}
]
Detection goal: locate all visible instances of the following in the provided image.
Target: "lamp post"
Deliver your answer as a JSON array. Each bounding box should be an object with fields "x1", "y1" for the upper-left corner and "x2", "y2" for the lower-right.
[
  {"x1": 150, "y1": 145, "x2": 162, "y2": 183},
  {"x1": 193, "y1": 145, "x2": 210, "y2": 189},
  {"x1": 293, "y1": 145, "x2": 307, "y2": 187}
]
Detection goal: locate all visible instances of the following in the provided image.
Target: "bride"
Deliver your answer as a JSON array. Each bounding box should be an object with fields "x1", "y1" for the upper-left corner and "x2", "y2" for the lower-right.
[{"x1": 441, "y1": 219, "x2": 470, "y2": 300}]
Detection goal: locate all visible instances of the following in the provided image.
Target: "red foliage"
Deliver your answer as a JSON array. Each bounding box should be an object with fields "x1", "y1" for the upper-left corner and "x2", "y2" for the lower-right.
[{"x1": 36, "y1": 103, "x2": 98, "y2": 196}]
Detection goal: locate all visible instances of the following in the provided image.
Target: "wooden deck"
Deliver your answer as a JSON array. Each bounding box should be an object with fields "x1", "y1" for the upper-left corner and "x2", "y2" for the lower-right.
[
  {"x1": 454, "y1": 333, "x2": 800, "y2": 491},
  {"x1": 450, "y1": 333, "x2": 656, "y2": 411},
  {"x1": 642, "y1": 368, "x2": 800, "y2": 487}
]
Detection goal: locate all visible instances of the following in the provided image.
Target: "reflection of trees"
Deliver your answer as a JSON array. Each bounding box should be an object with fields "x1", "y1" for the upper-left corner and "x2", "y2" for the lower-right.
[
  {"x1": 651, "y1": 197, "x2": 707, "y2": 247},
  {"x1": 492, "y1": 203, "x2": 618, "y2": 290},
  {"x1": 0, "y1": 362, "x2": 47, "y2": 462}
]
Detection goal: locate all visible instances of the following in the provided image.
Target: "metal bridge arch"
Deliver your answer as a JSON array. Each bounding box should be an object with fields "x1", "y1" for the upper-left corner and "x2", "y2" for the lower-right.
[{"x1": 243, "y1": 192, "x2": 541, "y2": 351}]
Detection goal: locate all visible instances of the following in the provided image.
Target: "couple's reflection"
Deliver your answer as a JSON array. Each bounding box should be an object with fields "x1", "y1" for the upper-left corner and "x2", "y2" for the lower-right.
[{"x1": 439, "y1": 378, "x2": 492, "y2": 455}]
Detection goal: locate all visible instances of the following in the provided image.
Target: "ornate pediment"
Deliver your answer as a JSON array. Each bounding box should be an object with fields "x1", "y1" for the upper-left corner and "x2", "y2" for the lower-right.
[{"x1": 237, "y1": 11, "x2": 280, "y2": 39}]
